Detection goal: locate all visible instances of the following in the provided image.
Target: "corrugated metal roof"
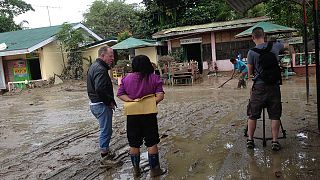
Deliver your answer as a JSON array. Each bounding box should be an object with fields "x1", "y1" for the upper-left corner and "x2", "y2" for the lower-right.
[
  {"x1": 226, "y1": 0, "x2": 304, "y2": 13},
  {"x1": 0, "y1": 25, "x2": 64, "y2": 52},
  {"x1": 152, "y1": 17, "x2": 269, "y2": 39},
  {"x1": 235, "y1": 22, "x2": 297, "y2": 38},
  {"x1": 111, "y1": 37, "x2": 155, "y2": 50}
]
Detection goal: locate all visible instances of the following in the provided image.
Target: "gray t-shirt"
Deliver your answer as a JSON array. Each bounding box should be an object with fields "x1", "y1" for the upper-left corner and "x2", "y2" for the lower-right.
[{"x1": 247, "y1": 42, "x2": 284, "y2": 84}]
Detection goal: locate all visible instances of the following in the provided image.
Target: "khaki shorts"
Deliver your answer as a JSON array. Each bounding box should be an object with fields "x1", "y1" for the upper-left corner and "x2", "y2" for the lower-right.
[{"x1": 247, "y1": 83, "x2": 282, "y2": 120}]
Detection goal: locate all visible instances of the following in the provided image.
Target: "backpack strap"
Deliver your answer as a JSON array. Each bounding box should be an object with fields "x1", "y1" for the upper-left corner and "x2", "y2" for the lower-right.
[
  {"x1": 265, "y1": 41, "x2": 273, "y2": 52},
  {"x1": 251, "y1": 42, "x2": 273, "y2": 54},
  {"x1": 251, "y1": 47, "x2": 264, "y2": 54}
]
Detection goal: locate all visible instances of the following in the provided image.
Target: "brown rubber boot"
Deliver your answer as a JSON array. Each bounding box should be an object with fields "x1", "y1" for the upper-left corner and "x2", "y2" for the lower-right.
[
  {"x1": 150, "y1": 166, "x2": 167, "y2": 177},
  {"x1": 148, "y1": 153, "x2": 167, "y2": 177},
  {"x1": 132, "y1": 166, "x2": 141, "y2": 178}
]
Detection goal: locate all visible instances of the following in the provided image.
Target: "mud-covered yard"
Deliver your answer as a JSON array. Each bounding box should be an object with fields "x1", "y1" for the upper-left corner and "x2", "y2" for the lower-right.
[{"x1": 0, "y1": 75, "x2": 319, "y2": 180}]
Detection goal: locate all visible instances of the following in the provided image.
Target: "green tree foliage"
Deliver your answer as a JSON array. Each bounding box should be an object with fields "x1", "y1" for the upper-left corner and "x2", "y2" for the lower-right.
[
  {"x1": 265, "y1": 0, "x2": 313, "y2": 38},
  {"x1": 181, "y1": 0, "x2": 236, "y2": 25},
  {"x1": 140, "y1": 0, "x2": 242, "y2": 37},
  {"x1": 83, "y1": 0, "x2": 140, "y2": 38},
  {"x1": 56, "y1": 23, "x2": 85, "y2": 79},
  {"x1": 117, "y1": 30, "x2": 132, "y2": 42},
  {"x1": 130, "y1": 8, "x2": 156, "y2": 39},
  {"x1": 82, "y1": 0, "x2": 266, "y2": 39},
  {"x1": 245, "y1": 3, "x2": 266, "y2": 18},
  {"x1": 0, "y1": 0, "x2": 34, "y2": 32},
  {"x1": 142, "y1": 0, "x2": 198, "y2": 30}
]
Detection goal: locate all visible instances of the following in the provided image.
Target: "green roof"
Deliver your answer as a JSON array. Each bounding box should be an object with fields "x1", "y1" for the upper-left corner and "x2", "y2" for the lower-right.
[
  {"x1": 152, "y1": 17, "x2": 269, "y2": 39},
  {"x1": 235, "y1": 22, "x2": 297, "y2": 38},
  {"x1": 0, "y1": 25, "x2": 63, "y2": 53},
  {"x1": 112, "y1": 37, "x2": 155, "y2": 50},
  {"x1": 0, "y1": 23, "x2": 102, "y2": 56}
]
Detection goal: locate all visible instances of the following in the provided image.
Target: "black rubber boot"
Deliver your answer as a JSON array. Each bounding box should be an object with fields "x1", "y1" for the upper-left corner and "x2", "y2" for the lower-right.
[
  {"x1": 130, "y1": 154, "x2": 141, "y2": 178},
  {"x1": 148, "y1": 153, "x2": 167, "y2": 177},
  {"x1": 242, "y1": 80, "x2": 247, "y2": 88},
  {"x1": 237, "y1": 81, "x2": 242, "y2": 89}
]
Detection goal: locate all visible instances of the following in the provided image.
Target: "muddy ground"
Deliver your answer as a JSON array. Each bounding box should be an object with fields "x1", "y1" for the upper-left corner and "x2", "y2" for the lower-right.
[{"x1": 0, "y1": 74, "x2": 319, "y2": 180}]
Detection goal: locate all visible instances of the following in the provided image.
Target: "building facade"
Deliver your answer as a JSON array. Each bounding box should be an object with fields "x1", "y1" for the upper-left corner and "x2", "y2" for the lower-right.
[
  {"x1": 0, "y1": 23, "x2": 106, "y2": 90},
  {"x1": 153, "y1": 17, "x2": 269, "y2": 73}
]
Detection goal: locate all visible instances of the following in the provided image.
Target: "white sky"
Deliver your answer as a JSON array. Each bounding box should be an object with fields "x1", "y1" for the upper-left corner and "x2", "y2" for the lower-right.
[{"x1": 14, "y1": 0, "x2": 142, "y2": 28}]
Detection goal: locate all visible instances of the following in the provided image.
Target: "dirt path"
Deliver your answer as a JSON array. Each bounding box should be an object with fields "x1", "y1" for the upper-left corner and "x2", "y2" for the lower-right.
[{"x1": 0, "y1": 76, "x2": 319, "y2": 179}]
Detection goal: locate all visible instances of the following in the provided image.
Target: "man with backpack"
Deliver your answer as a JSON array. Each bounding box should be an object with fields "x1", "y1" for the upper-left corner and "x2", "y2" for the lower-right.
[{"x1": 246, "y1": 27, "x2": 289, "y2": 151}]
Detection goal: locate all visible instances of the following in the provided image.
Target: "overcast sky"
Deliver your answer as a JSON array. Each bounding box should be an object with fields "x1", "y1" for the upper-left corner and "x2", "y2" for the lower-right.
[{"x1": 14, "y1": 0, "x2": 142, "y2": 28}]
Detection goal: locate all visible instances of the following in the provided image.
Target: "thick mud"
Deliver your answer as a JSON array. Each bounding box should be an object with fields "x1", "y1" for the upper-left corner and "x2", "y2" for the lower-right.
[{"x1": 0, "y1": 75, "x2": 319, "y2": 180}]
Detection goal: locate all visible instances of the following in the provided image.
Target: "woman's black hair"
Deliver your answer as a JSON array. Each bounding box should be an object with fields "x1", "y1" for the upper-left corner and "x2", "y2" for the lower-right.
[{"x1": 132, "y1": 55, "x2": 154, "y2": 78}]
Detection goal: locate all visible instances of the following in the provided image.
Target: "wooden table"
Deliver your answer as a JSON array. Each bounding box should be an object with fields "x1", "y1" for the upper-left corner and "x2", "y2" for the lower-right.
[{"x1": 171, "y1": 71, "x2": 193, "y2": 86}]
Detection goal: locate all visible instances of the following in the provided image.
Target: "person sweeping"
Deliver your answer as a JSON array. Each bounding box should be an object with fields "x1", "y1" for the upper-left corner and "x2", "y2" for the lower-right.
[{"x1": 230, "y1": 57, "x2": 248, "y2": 89}]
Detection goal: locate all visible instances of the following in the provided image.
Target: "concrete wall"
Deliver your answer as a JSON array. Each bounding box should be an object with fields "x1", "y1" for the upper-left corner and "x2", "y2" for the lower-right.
[
  {"x1": 0, "y1": 57, "x2": 6, "y2": 89},
  {"x1": 82, "y1": 42, "x2": 117, "y2": 75},
  {"x1": 135, "y1": 47, "x2": 158, "y2": 65},
  {"x1": 216, "y1": 59, "x2": 234, "y2": 71},
  {"x1": 40, "y1": 41, "x2": 66, "y2": 80},
  {"x1": 83, "y1": 46, "x2": 99, "y2": 75}
]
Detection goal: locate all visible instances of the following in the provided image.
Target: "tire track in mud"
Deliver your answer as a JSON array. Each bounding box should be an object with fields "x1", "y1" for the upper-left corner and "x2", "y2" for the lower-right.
[
  {"x1": 1, "y1": 85, "x2": 250, "y2": 179},
  {"x1": 44, "y1": 137, "x2": 129, "y2": 180},
  {"x1": 0, "y1": 129, "x2": 96, "y2": 179},
  {"x1": 0, "y1": 119, "x2": 130, "y2": 180}
]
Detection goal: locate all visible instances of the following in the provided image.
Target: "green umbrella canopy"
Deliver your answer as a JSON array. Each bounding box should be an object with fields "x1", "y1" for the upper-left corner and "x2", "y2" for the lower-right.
[
  {"x1": 111, "y1": 37, "x2": 155, "y2": 50},
  {"x1": 235, "y1": 21, "x2": 297, "y2": 38}
]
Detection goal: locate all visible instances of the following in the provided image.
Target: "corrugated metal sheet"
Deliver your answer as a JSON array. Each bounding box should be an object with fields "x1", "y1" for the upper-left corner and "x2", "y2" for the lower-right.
[
  {"x1": 153, "y1": 16, "x2": 269, "y2": 39},
  {"x1": 226, "y1": 0, "x2": 304, "y2": 13}
]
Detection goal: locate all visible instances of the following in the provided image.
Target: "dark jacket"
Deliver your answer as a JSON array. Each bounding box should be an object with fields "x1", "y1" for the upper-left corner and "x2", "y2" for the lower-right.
[{"x1": 87, "y1": 58, "x2": 116, "y2": 106}]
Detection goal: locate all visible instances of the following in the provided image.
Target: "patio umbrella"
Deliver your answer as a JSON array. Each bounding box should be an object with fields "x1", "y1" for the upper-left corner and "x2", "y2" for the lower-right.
[
  {"x1": 111, "y1": 37, "x2": 154, "y2": 50},
  {"x1": 235, "y1": 22, "x2": 297, "y2": 38}
]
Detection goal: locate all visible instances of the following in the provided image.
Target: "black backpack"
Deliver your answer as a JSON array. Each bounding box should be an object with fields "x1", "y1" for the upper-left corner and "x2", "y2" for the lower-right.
[{"x1": 251, "y1": 42, "x2": 282, "y2": 85}]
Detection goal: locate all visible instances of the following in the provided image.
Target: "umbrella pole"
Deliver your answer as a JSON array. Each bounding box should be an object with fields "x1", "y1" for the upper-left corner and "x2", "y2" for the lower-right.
[
  {"x1": 313, "y1": 0, "x2": 320, "y2": 131},
  {"x1": 304, "y1": 0, "x2": 310, "y2": 103}
]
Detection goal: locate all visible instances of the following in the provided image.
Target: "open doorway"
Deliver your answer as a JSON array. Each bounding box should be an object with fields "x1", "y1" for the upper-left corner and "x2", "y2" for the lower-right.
[
  {"x1": 28, "y1": 59, "x2": 42, "y2": 80},
  {"x1": 183, "y1": 43, "x2": 203, "y2": 74}
]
